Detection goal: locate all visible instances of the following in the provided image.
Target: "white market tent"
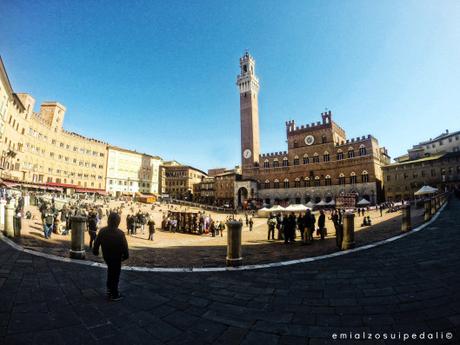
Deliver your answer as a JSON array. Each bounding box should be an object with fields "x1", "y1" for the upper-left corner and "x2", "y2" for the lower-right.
[
  {"x1": 305, "y1": 201, "x2": 315, "y2": 208},
  {"x1": 357, "y1": 198, "x2": 371, "y2": 206},
  {"x1": 316, "y1": 199, "x2": 328, "y2": 206},
  {"x1": 257, "y1": 207, "x2": 271, "y2": 217},
  {"x1": 414, "y1": 185, "x2": 438, "y2": 196},
  {"x1": 270, "y1": 205, "x2": 285, "y2": 212},
  {"x1": 328, "y1": 199, "x2": 335, "y2": 206},
  {"x1": 284, "y1": 204, "x2": 309, "y2": 212}
]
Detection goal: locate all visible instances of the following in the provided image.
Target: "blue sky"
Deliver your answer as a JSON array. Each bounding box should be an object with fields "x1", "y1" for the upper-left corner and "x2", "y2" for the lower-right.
[{"x1": 1, "y1": 0, "x2": 459, "y2": 171}]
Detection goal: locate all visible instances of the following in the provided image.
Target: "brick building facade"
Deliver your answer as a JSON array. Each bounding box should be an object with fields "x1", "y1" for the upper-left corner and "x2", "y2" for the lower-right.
[{"x1": 235, "y1": 53, "x2": 390, "y2": 207}]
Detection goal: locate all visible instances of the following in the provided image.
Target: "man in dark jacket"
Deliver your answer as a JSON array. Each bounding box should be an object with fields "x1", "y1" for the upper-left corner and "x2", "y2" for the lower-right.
[{"x1": 93, "y1": 213, "x2": 129, "y2": 301}]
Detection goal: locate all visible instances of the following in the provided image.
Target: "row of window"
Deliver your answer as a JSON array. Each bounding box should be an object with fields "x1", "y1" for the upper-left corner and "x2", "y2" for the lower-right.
[
  {"x1": 386, "y1": 166, "x2": 460, "y2": 181},
  {"x1": 262, "y1": 171, "x2": 369, "y2": 189},
  {"x1": 28, "y1": 127, "x2": 105, "y2": 158},
  {"x1": 262, "y1": 147, "x2": 367, "y2": 168}
]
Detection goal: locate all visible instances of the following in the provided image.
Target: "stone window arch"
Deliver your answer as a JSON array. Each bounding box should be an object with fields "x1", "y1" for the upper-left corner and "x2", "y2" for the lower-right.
[
  {"x1": 323, "y1": 151, "x2": 330, "y2": 162},
  {"x1": 264, "y1": 179, "x2": 270, "y2": 189},
  {"x1": 274, "y1": 179, "x2": 280, "y2": 189},
  {"x1": 282, "y1": 157, "x2": 289, "y2": 167},
  {"x1": 348, "y1": 147, "x2": 355, "y2": 159},
  {"x1": 350, "y1": 171, "x2": 357, "y2": 184},
  {"x1": 313, "y1": 152, "x2": 320, "y2": 163},
  {"x1": 325, "y1": 175, "x2": 332, "y2": 186},
  {"x1": 273, "y1": 158, "x2": 279, "y2": 168},
  {"x1": 303, "y1": 154, "x2": 309, "y2": 164},
  {"x1": 314, "y1": 175, "x2": 321, "y2": 186},
  {"x1": 361, "y1": 170, "x2": 369, "y2": 183},
  {"x1": 337, "y1": 149, "x2": 344, "y2": 160},
  {"x1": 293, "y1": 155, "x2": 299, "y2": 166},
  {"x1": 359, "y1": 144, "x2": 367, "y2": 156},
  {"x1": 294, "y1": 177, "x2": 301, "y2": 187},
  {"x1": 263, "y1": 159, "x2": 269, "y2": 168},
  {"x1": 304, "y1": 176, "x2": 311, "y2": 187},
  {"x1": 339, "y1": 173, "x2": 346, "y2": 185},
  {"x1": 283, "y1": 178, "x2": 289, "y2": 188}
]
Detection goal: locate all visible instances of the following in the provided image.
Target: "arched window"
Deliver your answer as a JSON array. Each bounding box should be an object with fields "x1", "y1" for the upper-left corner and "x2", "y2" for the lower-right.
[
  {"x1": 273, "y1": 159, "x2": 279, "y2": 168},
  {"x1": 359, "y1": 144, "x2": 367, "y2": 156},
  {"x1": 314, "y1": 175, "x2": 321, "y2": 186},
  {"x1": 313, "y1": 153, "x2": 320, "y2": 163},
  {"x1": 323, "y1": 151, "x2": 330, "y2": 162},
  {"x1": 337, "y1": 149, "x2": 344, "y2": 160},
  {"x1": 293, "y1": 155, "x2": 299, "y2": 165},
  {"x1": 283, "y1": 178, "x2": 289, "y2": 188},
  {"x1": 304, "y1": 177, "x2": 311, "y2": 187},
  {"x1": 293, "y1": 140, "x2": 299, "y2": 148},
  {"x1": 348, "y1": 147, "x2": 355, "y2": 159},
  {"x1": 282, "y1": 157, "x2": 289, "y2": 167},
  {"x1": 294, "y1": 177, "x2": 301, "y2": 187},
  {"x1": 264, "y1": 179, "x2": 270, "y2": 189},
  {"x1": 350, "y1": 171, "x2": 357, "y2": 184},
  {"x1": 274, "y1": 179, "x2": 280, "y2": 189},
  {"x1": 303, "y1": 154, "x2": 309, "y2": 164},
  {"x1": 361, "y1": 170, "x2": 369, "y2": 183},
  {"x1": 263, "y1": 159, "x2": 269, "y2": 168},
  {"x1": 325, "y1": 175, "x2": 332, "y2": 186},
  {"x1": 339, "y1": 173, "x2": 346, "y2": 185}
]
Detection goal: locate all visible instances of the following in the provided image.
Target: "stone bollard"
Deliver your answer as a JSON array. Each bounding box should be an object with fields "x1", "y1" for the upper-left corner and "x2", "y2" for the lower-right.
[
  {"x1": 4, "y1": 202, "x2": 15, "y2": 238},
  {"x1": 401, "y1": 205, "x2": 412, "y2": 232},
  {"x1": 69, "y1": 216, "x2": 86, "y2": 260},
  {"x1": 226, "y1": 221, "x2": 243, "y2": 267},
  {"x1": 424, "y1": 199, "x2": 432, "y2": 222},
  {"x1": 341, "y1": 212, "x2": 355, "y2": 250},
  {"x1": 0, "y1": 202, "x2": 5, "y2": 232}
]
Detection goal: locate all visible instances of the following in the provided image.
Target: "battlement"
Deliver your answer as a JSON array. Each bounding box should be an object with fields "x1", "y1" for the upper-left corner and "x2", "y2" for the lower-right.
[
  {"x1": 260, "y1": 151, "x2": 288, "y2": 158},
  {"x1": 335, "y1": 134, "x2": 374, "y2": 147},
  {"x1": 286, "y1": 110, "x2": 333, "y2": 134}
]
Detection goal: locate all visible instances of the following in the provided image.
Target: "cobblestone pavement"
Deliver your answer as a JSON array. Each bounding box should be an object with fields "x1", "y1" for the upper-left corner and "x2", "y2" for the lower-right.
[
  {"x1": 15, "y1": 203, "x2": 424, "y2": 268},
  {"x1": 0, "y1": 199, "x2": 459, "y2": 344}
]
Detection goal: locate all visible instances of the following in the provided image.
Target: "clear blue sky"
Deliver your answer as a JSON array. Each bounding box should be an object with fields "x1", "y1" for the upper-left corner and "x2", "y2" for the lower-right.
[{"x1": 1, "y1": 0, "x2": 459, "y2": 171}]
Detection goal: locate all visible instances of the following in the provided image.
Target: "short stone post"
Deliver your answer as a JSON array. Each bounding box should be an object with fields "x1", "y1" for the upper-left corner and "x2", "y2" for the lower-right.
[
  {"x1": 424, "y1": 199, "x2": 431, "y2": 222},
  {"x1": 0, "y1": 202, "x2": 5, "y2": 232},
  {"x1": 431, "y1": 196, "x2": 436, "y2": 215},
  {"x1": 4, "y1": 202, "x2": 15, "y2": 238},
  {"x1": 226, "y1": 221, "x2": 243, "y2": 267},
  {"x1": 69, "y1": 216, "x2": 86, "y2": 260},
  {"x1": 401, "y1": 205, "x2": 411, "y2": 232},
  {"x1": 341, "y1": 212, "x2": 355, "y2": 250}
]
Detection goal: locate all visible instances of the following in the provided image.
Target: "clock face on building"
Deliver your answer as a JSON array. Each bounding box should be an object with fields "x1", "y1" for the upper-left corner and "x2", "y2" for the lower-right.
[
  {"x1": 304, "y1": 135, "x2": 315, "y2": 146},
  {"x1": 243, "y1": 149, "x2": 252, "y2": 159}
]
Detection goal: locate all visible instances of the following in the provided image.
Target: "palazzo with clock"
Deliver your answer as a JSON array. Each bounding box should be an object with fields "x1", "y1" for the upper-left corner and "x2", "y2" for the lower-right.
[{"x1": 234, "y1": 52, "x2": 391, "y2": 207}]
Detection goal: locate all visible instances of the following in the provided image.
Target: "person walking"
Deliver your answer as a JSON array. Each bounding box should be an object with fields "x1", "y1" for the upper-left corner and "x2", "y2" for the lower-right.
[
  {"x1": 43, "y1": 207, "x2": 55, "y2": 239},
  {"x1": 88, "y1": 212, "x2": 98, "y2": 249},
  {"x1": 249, "y1": 217, "x2": 253, "y2": 232},
  {"x1": 318, "y1": 209, "x2": 326, "y2": 240},
  {"x1": 147, "y1": 218, "x2": 155, "y2": 241},
  {"x1": 93, "y1": 213, "x2": 129, "y2": 301},
  {"x1": 267, "y1": 214, "x2": 276, "y2": 240}
]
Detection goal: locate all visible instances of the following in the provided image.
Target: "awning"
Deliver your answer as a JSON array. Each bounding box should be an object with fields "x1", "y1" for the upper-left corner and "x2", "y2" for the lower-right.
[
  {"x1": 74, "y1": 188, "x2": 106, "y2": 194},
  {"x1": 0, "y1": 181, "x2": 21, "y2": 188}
]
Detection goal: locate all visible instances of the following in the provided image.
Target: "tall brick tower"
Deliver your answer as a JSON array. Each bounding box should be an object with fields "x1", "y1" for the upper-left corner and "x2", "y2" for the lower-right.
[{"x1": 237, "y1": 52, "x2": 260, "y2": 172}]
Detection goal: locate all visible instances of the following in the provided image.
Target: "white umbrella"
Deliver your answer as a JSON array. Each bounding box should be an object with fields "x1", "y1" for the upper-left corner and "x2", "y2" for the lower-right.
[
  {"x1": 357, "y1": 198, "x2": 370, "y2": 206},
  {"x1": 316, "y1": 199, "x2": 328, "y2": 206},
  {"x1": 414, "y1": 185, "x2": 438, "y2": 196},
  {"x1": 257, "y1": 207, "x2": 271, "y2": 217},
  {"x1": 284, "y1": 204, "x2": 309, "y2": 212},
  {"x1": 328, "y1": 199, "x2": 335, "y2": 206}
]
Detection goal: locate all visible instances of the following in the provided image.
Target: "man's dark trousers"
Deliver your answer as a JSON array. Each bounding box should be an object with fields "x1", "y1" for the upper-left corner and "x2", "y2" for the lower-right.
[{"x1": 106, "y1": 259, "x2": 121, "y2": 296}]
